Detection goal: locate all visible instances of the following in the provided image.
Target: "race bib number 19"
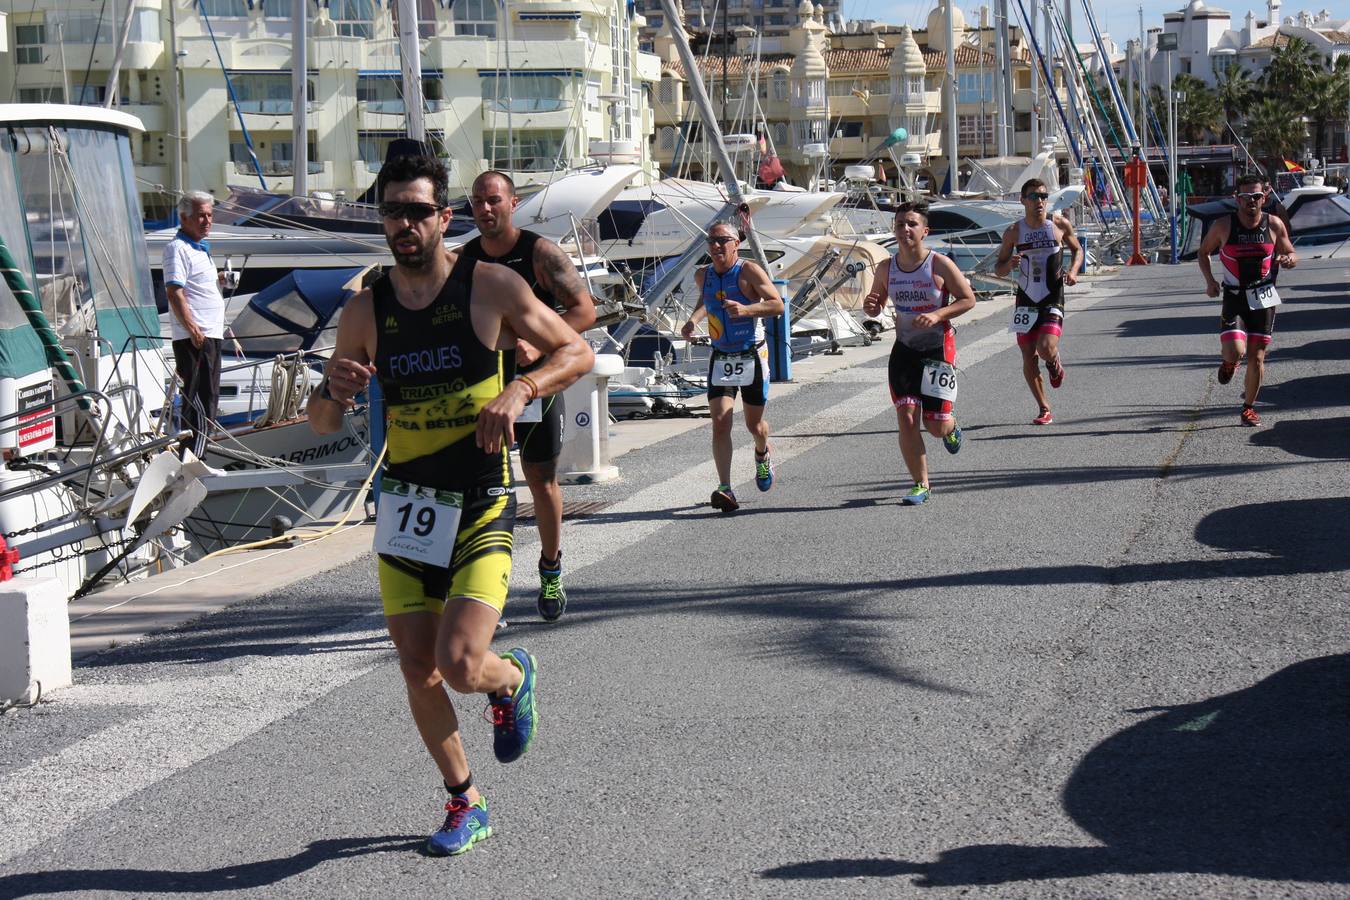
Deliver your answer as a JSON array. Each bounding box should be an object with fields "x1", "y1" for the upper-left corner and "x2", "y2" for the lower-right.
[
  {"x1": 374, "y1": 478, "x2": 462, "y2": 565},
  {"x1": 920, "y1": 361, "x2": 958, "y2": 401},
  {"x1": 1009, "y1": 306, "x2": 1036, "y2": 335}
]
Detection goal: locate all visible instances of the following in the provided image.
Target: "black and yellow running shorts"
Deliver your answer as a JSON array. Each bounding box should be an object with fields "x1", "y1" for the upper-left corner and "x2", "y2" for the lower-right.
[{"x1": 377, "y1": 490, "x2": 516, "y2": 616}]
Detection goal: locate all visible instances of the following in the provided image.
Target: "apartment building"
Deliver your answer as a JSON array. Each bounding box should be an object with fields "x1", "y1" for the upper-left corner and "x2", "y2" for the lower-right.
[
  {"x1": 650, "y1": 1, "x2": 1052, "y2": 188},
  {"x1": 0, "y1": 0, "x2": 660, "y2": 218}
]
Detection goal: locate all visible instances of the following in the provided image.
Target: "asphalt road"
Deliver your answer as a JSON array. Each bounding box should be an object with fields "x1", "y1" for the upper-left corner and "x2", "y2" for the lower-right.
[{"x1": 2, "y1": 256, "x2": 1348, "y2": 898}]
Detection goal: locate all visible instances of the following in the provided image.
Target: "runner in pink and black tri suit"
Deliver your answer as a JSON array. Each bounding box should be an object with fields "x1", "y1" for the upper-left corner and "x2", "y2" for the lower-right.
[{"x1": 1197, "y1": 173, "x2": 1297, "y2": 427}]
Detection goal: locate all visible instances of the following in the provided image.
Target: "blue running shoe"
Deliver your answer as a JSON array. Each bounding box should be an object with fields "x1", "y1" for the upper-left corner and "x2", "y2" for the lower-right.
[
  {"x1": 754, "y1": 449, "x2": 774, "y2": 492},
  {"x1": 942, "y1": 422, "x2": 963, "y2": 455},
  {"x1": 902, "y1": 483, "x2": 930, "y2": 505},
  {"x1": 488, "y1": 648, "x2": 538, "y2": 764},
  {"x1": 426, "y1": 795, "x2": 491, "y2": 856}
]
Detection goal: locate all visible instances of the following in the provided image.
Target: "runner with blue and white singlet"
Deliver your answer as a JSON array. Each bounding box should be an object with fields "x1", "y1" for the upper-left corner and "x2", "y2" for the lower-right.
[
  {"x1": 681, "y1": 222, "x2": 785, "y2": 513},
  {"x1": 863, "y1": 202, "x2": 977, "y2": 506}
]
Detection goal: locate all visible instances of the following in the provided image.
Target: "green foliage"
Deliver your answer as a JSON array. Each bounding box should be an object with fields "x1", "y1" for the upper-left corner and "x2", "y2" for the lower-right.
[
  {"x1": 1246, "y1": 97, "x2": 1308, "y2": 165},
  {"x1": 1172, "y1": 73, "x2": 1223, "y2": 143}
]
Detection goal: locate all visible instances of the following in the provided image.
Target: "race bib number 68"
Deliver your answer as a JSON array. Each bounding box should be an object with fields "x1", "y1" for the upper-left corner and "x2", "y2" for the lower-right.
[{"x1": 1009, "y1": 306, "x2": 1036, "y2": 334}]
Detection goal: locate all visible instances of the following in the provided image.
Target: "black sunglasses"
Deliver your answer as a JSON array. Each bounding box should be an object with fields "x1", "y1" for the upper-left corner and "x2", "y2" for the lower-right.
[
  {"x1": 1024, "y1": 192, "x2": 1050, "y2": 201},
  {"x1": 379, "y1": 201, "x2": 445, "y2": 221},
  {"x1": 707, "y1": 236, "x2": 737, "y2": 246}
]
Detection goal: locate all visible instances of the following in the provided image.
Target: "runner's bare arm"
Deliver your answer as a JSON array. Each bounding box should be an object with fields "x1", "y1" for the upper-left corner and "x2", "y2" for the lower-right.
[
  {"x1": 993, "y1": 225, "x2": 1021, "y2": 276},
  {"x1": 533, "y1": 238, "x2": 597, "y2": 333},
  {"x1": 1055, "y1": 215, "x2": 1084, "y2": 285},
  {"x1": 863, "y1": 258, "x2": 891, "y2": 317},
  {"x1": 1197, "y1": 217, "x2": 1229, "y2": 296},
  {"x1": 310, "y1": 289, "x2": 377, "y2": 435},
  {"x1": 725, "y1": 262, "x2": 784, "y2": 319},
  {"x1": 1271, "y1": 218, "x2": 1297, "y2": 268},
  {"x1": 474, "y1": 265, "x2": 594, "y2": 453},
  {"x1": 682, "y1": 269, "x2": 709, "y2": 338}
]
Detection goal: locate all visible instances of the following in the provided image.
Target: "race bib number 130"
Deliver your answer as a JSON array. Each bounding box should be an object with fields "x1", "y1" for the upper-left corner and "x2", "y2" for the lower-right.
[
  {"x1": 374, "y1": 478, "x2": 462, "y2": 565},
  {"x1": 1247, "y1": 281, "x2": 1281, "y2": 310}
]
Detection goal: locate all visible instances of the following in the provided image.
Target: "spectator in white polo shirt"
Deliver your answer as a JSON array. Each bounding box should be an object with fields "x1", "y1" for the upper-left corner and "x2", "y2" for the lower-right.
[{"x1": 163, "y1": 191, "x2": 226, "y2": 458}]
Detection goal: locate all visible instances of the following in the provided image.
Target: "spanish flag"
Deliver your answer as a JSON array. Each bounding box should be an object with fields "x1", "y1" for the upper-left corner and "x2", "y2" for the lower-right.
[{"x1": 1283, "y1": 159, "x2": 1305, "y2": 172}]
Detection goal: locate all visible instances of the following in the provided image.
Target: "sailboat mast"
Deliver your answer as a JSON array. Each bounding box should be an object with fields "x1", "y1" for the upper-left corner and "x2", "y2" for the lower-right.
[
  {"x1": 656, "y1": 0, "x2": 773, "y2": 272},
  {"x1": 292, "y1": 0, "x2": 308, "y2": 197},
  {"x1": 102, "y1": 0, "x2": 136, "y2": 107},
  {"x1": 397, "y1": 0, "x2": 426, "y2": 143},
  {"x1": 995, "y1": 0, "x2": 1010, "y2": 156},
  {"x1": 943, "y1": 0, "x2": 958, "y2": 195}
]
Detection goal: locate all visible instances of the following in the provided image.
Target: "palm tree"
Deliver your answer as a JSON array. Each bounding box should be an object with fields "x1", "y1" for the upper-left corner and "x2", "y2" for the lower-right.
[
  {"x1": 1305, "y1": 55, "x2": 1350, "y2": 166},
  {"x1": 1172, "y1": 74, "x2": 1223, "y2": 144},
  {"x1": 1214, "y1": 63, "x2": 1256, "y2": 131},
  {"x1": 1246, "y1": 97, "x2": 1308, "y2": 173},
  {"x1": 1262, "y1": 35, "x2": 1321, "y2": 103}
]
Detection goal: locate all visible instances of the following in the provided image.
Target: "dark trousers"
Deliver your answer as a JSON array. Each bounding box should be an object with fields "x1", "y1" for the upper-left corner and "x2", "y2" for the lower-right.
[{"x1": 172, "y1": 337, "x2": 221, "y2": 459}]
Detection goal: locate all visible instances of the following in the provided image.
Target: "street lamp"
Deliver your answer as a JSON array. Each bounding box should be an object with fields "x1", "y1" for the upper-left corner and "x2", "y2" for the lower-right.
[{"x1": 1157, "y1": 31, "x2": 1179, "y2": 264}]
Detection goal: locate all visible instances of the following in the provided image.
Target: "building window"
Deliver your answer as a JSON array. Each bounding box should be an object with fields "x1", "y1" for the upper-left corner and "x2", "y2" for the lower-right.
[
  {"x1": 957, "y1": 72, "x2": 993, "y2": 103},
  {"x1": 358, "y1": 133, "x2": 392, "y2": 171},
  {"x1": 233, "y1": 73, "x2": 298, "y2": 114},
  {"x1": 828, "y1": 80, "x2": 857, "y2": 97},
  {"x1": 659, "y1": 126, "x2": 677, "y2": 150},
  {"x1": 870, "y1": 78, "x2": 890, "y2": 95},
  {"x1": 772, "y1": 72, "x2": 788, "y2": 101},
  {"x1": 833, "y1": 121, "x2": 864, "y2": 138},
  {"x1": 18, "y1": 87, "x2": 59, "y2": 103},
  {"x1": 658, "y1": 79, "x2": 676, "y2": 105},
  {"x1": 907, "y1": 113, "x2": 925, "y2": 138},
  {"x1": 196, "y1": 0, "x2": 247, "y2": 18},
  {"x1": 483, "y1": 129, "x2": 568, "y2": 171},
  {"x1": 330, "y1": 0, "x2": 375, "y2": 38},
  {"x1": 481, "y1": 75, "x2": 567, "y2": 113},
  {"x1": 772, "y1": 122, "x2": 788, "y2": 145},
  {"x1": 957, "y1": 114, "x2": 993, "y2": 145},
  {"x1": 454, "y1": 0, "x2": 498, "y2": 38},
  {"x1": 16, "y1": 24, "x2": 45, "y2": 65}
]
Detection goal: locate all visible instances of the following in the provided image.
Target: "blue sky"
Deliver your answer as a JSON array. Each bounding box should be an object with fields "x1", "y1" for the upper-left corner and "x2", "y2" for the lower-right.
[{"x1": 839, "y1": 0, "x2": 1270, "y2": 45}]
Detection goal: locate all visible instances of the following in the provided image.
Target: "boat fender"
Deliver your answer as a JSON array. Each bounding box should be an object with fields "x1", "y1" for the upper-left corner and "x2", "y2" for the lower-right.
[{"x1": 0, "y1": 536, "x2": 20, "y2": 582}]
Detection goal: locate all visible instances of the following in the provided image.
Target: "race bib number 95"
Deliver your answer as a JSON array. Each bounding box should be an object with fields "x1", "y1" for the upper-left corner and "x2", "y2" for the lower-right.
[
  {"x1": 711, "y1": 351, "x2": 757, "y2": 387},
  {"x1": 374, "y1": 478, "x2": 462, "y2": 565}
]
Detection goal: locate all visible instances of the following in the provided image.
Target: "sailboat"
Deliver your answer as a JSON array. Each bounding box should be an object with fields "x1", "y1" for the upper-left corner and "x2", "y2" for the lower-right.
[{"x1": 0, "y1": 103, "x2": 377, "y2": 595}]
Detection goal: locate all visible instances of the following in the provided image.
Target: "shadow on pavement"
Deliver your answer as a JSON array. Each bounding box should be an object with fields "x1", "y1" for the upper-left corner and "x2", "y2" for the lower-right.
[
  {"x1": 1258, "y1": 372, "x2": 1350, "y2": 411},
  {"x1": 80, "y1": 600, "x2": 387, "y2": 669},
  {"x1": 1272, "y1": 339, "x2": 1350, "y2": 363},
  {"x1": 760, "y1": 653, "x2": 1350, "y2": 887},
  {"x1": 560, "y1": 498, "x2": 1350, "y2": 689},
  {"x1": 1251, "y1": 415, "x2": 1350, "y2": 459},
  {"x1": 0, "y1": 835, "x2": 424, "y2": 896}
]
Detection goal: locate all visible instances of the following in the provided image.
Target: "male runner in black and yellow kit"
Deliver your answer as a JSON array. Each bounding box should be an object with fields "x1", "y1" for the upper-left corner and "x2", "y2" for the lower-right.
[
  {"x1": 461, "y1": 170, "x2": 596, "y2": 622},
  {"x1": 309, "y1": 155, "x2": 593, "y2": 857}
]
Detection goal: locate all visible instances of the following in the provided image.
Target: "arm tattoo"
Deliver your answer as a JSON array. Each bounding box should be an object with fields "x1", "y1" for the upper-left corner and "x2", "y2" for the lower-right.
[{"x1": 535, "y1": 241, "x2": 589, "y2": 308}]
